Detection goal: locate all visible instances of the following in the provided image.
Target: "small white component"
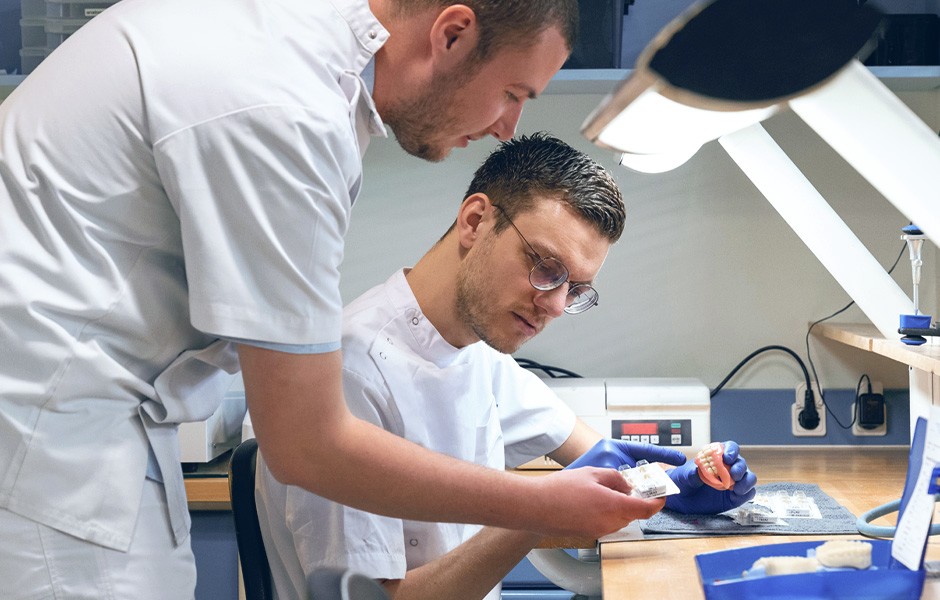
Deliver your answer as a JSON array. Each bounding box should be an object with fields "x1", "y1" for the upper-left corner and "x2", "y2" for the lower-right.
[
  {"x1": 730, "y1": 505, "x2": 785, "y2": 526},
  {"x1": 815, "y1": 540, "x2": 873, "y2": 569},
  {"x1": 783, "y1": 504, "x2": 813, "y2": 518},
  {"x1": 749, "y1": 556, "x2": 819, "y2": 576},
  {"x1": 618, "y1": 460, "x2": 680, "y2": 499},
  {"x1": 747, "y1": 490, "x2": 821, "y2": 519}
]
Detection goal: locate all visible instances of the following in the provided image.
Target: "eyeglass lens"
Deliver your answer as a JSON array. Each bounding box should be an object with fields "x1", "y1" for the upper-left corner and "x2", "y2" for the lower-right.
[
  {"x1": 529, "y1": 258, "x2": 598, "y2": 314},
  {"x1": 494, "y1": 203, "x2": 599, "y2": 314},
  {"x1": 565, "y1": 284, "x2": 598, "y2": 314},
  {"x1": 529, "y1": 257, "x2": 568, "y2": 290}
]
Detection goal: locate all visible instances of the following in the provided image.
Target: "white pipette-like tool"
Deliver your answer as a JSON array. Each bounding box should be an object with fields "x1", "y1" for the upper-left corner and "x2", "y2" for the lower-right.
[
  {"x1": 902, "y1": 225, "x2": 926, "y2": 315},
  {"x1": 900, "y1": 224, "x2": 933, "y2": 346}
]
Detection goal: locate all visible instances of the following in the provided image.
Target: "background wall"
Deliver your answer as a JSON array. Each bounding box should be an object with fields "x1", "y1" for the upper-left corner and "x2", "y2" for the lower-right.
[{"x1": 342, "y1": 86, "x2": 940, "y2": 399}]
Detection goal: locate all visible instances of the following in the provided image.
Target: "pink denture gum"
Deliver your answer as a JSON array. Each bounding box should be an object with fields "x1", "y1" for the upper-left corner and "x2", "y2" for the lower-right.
[{"x1": 695, "y1": 442, "x2": 734, "y2": 490}]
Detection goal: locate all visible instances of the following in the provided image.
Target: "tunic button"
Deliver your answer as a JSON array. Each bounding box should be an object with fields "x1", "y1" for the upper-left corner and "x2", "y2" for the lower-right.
[
  {"x1": 379, "y1": 352, "x2": 387, "y2": 360},
  {"x1": 368, "y1": 30, "x2": 377, "y2": 39},
  {"x1": 412, "y1": 317, "x2": 419, "y2": 325},
  {"x1": 409, "y1": 538, "x2": 418, "y2": 547}
]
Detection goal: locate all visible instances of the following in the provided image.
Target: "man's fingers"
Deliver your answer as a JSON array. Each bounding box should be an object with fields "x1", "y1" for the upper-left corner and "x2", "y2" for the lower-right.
[
  {"x1": 625, "y1": 441, "x2": 685, "y2": 466},
  {"x1": 733, "y1": 469, "x2": 758, "y2": 495},
  {"x1": 593, "y1": 465, "x2": 632, "y2": 495},
  {"x1": 722, "y1": 440, "x2": 740, "y2": 463},
  {"x1": 621, "y1": 495, "x2": 667, "y2": 520}
]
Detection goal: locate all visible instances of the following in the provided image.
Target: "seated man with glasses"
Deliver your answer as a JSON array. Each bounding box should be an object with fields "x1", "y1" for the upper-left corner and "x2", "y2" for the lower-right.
[{"x1": 254, "y1": 132, "x2": 756, "y2": 600}]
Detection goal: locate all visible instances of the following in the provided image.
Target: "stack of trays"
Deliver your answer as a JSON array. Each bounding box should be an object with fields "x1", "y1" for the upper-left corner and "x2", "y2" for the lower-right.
[{"x1": 19, "y1": 0, "x2": 119, "y2": 74}]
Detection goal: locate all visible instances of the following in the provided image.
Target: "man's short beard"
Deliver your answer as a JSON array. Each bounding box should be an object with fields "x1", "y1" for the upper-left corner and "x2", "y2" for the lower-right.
[
  {"x1": 455, "y1": 255, "x2": 519, "y2": 355},
  {"x1": 383, "y1": 57, "x2": 482, "y2": 162}
]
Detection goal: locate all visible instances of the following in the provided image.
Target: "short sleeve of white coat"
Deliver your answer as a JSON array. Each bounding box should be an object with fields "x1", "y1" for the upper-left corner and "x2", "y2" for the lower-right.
[
  {"x1": 494, "y1": 359, "x2": 577, "y2": 469},
  {"x1": 154, "y1": 104, "x2": 360, "y2": 345}
]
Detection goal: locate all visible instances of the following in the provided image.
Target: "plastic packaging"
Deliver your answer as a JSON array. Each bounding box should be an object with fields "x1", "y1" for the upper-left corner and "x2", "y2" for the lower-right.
[{"x1": 618, "y1": 460, "x2": 680, "y2": 499}]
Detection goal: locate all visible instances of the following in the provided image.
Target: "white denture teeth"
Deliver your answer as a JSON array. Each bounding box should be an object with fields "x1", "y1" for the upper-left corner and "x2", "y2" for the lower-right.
[{"x1": 695, "y1": 442, "x2": 733, "y2": 490}]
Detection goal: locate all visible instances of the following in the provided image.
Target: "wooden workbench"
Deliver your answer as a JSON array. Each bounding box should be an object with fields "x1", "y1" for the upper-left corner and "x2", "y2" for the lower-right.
[
  {"x1": 600, "y1": 446, "x2": 940, "y2": 599},
  {"x1": 183, "y1": 456, "x2": 232, "y2": 511}
]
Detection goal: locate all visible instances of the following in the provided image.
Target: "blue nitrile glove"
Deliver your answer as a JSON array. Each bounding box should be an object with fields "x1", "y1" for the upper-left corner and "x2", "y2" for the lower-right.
[
  {"x1": 664, "y1": 440, "x2": 758, "y2": 514},
  {"x1": 565, "y1": 439, "x2": 686, "y2": 471}
]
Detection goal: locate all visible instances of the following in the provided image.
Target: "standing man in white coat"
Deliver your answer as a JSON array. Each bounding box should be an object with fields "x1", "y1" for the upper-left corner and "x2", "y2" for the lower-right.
[
  {"x1": 0, "y1": 0, "x2": 653, "y2": 598},
  {"x1": 255, "y1": 133, "x2": 757, "y2": 600}
]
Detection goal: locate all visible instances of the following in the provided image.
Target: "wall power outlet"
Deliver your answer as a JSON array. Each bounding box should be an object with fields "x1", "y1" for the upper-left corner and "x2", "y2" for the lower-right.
[{"x1": 792, "y1": 382, "x2": 826, "y2": 437}]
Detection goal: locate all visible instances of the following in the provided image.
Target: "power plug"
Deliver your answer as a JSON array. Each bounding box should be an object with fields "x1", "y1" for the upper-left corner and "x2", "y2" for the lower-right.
[{"x1": 792, "y1": 382, "x2": 826, "y2": 437}]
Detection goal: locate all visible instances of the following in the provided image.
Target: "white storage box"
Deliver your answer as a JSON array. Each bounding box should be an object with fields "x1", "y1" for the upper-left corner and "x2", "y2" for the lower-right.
[{"x1": 179, "y1": 390, "x2": 247, "y2": 464}]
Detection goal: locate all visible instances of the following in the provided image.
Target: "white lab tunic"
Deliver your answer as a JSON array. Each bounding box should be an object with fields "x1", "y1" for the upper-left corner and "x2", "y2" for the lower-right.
[
  {"x1": 256, "y1": 270, "x2": 577, "y2": 600},
  {"x1": 0, "y1": 0, "x2": 387, "y2": 553}
]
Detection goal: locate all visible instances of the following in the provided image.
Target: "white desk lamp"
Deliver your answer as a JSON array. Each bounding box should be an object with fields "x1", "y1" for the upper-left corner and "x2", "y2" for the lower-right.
[{"x1": 582, "y1": 0, "x2": 940, "y2": 344}]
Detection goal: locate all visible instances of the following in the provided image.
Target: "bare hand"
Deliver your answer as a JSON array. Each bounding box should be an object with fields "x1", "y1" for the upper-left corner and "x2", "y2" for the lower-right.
[{"x1": 524, "y1": 467, "x2": 666, "y2": 538}]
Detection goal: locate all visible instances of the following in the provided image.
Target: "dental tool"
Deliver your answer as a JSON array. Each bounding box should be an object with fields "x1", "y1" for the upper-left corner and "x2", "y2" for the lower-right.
[{"x1": 899, "y1": 224, "x2": 940, "y2": 345}]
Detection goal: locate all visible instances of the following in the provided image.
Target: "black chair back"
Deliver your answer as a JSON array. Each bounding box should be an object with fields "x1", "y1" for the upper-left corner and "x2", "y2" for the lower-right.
[
  {"x1": 229, "y1": 438, "x2": 273, "y2": 600},
  {"x1": 307, "y1": 567, "x2": 390, "y2": 600}
]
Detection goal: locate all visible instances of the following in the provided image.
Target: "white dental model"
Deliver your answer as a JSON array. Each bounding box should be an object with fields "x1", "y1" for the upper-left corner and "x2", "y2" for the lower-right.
[
  {"x1": 749, "y1": 556, "x2": 819, "y2": 576},
  {"x1": 815, "y1": 540, "x2": 873, "y2": 569},
  {"x1": 745, "y1": 541, "x2": 874, "y2": 579}
]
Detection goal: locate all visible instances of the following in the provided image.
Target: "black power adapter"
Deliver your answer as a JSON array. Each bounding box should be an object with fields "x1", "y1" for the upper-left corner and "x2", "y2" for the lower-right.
[
  {"x1": 854, "y1": 373, "x2": 885, "y2": 430},
  {"x1": 857, "y1": 392, "x2": 886, "y2": 429}
]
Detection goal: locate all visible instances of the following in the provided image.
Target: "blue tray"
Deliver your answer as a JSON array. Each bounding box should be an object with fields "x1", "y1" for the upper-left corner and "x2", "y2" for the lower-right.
[{"x1": 696, "y1": 539, "x2": 925, "y2": 600}]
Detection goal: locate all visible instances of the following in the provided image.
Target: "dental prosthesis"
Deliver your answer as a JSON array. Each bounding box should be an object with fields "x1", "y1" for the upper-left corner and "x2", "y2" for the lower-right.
[
  {"x1": 618, "y1": 460, "x2": 680, "y2": 499},
  {"x1": 743, "y1": 540, "x2": 873, "y2": 578},
  {"x1": 695, "y1": 442, "x2": 734, "y2": 490}
]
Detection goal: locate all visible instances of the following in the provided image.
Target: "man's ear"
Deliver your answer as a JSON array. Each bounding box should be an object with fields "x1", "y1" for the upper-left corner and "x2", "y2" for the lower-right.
[
  {"x1": 456, "y1": 193, "x2": 490, "y2": 249},
  {"x1": 428, "y1": 4, "x2": 479, "y2": 69}
]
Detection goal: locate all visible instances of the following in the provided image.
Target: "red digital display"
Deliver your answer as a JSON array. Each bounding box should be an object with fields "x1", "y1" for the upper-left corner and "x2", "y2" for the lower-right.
[{"x1": 620, "y1": 422, "x2": 658, "y2": 435}]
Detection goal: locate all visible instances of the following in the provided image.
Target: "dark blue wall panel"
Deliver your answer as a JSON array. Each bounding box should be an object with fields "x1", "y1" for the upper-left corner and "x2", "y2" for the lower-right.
[
  {"x1": 711, "y1": 388, "x2": 909, "y2": 446},
  {"x1": 192, "y1": 511, "x2": 239, "y2": 600}
]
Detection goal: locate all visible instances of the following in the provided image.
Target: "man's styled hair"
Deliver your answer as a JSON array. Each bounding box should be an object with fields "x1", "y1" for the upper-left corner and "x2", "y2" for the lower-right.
[
  {"x1": 393, "y1": 1, "x2": 579, "y2": 61},
  {"x1": 465, "y1": 132, "x2": 626, "y2": 243}
]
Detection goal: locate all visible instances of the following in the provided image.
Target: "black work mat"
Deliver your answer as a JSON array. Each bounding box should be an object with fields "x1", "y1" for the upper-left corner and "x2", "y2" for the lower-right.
[{"x1": 640, "y1": 482, "x2": 858, "y2": 536}]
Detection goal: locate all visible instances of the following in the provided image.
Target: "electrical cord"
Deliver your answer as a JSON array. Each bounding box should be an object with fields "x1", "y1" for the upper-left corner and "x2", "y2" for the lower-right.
[
  {"x1": 709, "y1": 345, "x2": 812, "y2": 399},
  {"x1": 855, "y1": 499, "x2": 940, "y2": 538},
  {"x1": 845, "y1": 373, "x2": 874, "y2": 429},
  {"x1": 514, "y1": 357, "x2": 582, "y2": 379},
  {"x1": 709, "y1": 345, "x2": 823, "y2": 428},
  {"x1": 803, "y1": 241, "x2": 906, "y2": 429}
]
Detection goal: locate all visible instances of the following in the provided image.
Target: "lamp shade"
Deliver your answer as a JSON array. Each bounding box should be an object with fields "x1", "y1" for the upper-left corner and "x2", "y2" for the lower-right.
[{"x1": 583, "y1": 0, "x2": 884, "y2": 172}]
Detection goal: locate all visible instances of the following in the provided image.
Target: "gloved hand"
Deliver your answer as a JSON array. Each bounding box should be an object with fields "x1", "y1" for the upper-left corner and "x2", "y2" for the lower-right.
[
  {"x1": 664, "y1": 440, "x2": 757, "y2": 514},
  {"x1": 565, "y1": 439, "x2": 686, "y2": 471}
]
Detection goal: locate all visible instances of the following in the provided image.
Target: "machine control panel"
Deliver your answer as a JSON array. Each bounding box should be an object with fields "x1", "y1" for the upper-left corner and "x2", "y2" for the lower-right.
[{"x1": 612, "y1": 419, "x2": 692, "y2": 447}]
